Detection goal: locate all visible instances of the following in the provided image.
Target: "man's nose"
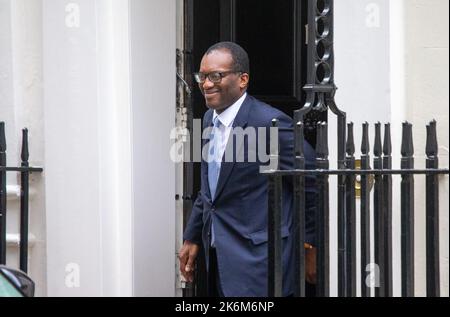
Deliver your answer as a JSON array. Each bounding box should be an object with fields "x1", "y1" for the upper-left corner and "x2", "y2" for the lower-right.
[{"x1": 202, "y1": 77, "x2": 215, "y2": 90}]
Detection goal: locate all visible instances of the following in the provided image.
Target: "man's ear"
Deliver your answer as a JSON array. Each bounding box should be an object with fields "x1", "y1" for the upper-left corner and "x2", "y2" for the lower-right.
[{"x1": 240, "y1": 73, "x2": 250, "y2": 89}]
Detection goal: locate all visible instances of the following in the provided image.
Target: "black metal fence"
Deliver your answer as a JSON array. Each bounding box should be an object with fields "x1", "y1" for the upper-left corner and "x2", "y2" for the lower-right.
[
  {"x1": 0, "y1": 122, "x2": 43, "y2": 273},
  {"x1": 264, "y1": 118, "x2": 448, "y2": 297},
  {"x1": 263, "y1": 0, "x2": 449, "y2": 297}
]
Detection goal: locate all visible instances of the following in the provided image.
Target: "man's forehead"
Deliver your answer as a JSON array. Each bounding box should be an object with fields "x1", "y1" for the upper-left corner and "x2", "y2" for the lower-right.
[{"x1": 200, "y1": 49, "x2": 233, "y2": 70}]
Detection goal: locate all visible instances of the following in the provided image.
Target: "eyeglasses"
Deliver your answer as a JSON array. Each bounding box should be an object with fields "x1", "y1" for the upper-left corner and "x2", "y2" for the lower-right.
[{"x1": 194, "y1": 70, "x2": 242, "y2": 84}]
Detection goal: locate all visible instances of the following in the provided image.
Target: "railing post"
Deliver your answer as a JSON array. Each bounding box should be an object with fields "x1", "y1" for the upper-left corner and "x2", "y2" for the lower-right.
[
  {"x1": 316, "y1": 122, "x2": 330, "y2": 297},
  {"x1": 20, "y1": 129, "x2": 30, "y2": 273},
  {"x1": 374, "y1": 123, "x2": 385, "y2": 297},
  {"x1": 401, "y1": 122, "x2": 415, "y2": 297},
  {"x1": 426, "y1": 120, "x2": 440, "y2": 297},
  {"x1": 383, "y1": 124, "x2": 393, "y2": 297},
  {"x1": 0, "y1": 122, "x2": 7, "y2": 265},
  {"x1": 268, "y1": 119, "x2": 283, "y2": 297},
  {"x1": 360, "y1": 122, "x2": 371, "y2": 297},
  {"x1": 345, "y1": 122, "x2": 357, "y2": 297},
  {"x1": 293, "y1": 121, "x2": 306, "y2": 297}
]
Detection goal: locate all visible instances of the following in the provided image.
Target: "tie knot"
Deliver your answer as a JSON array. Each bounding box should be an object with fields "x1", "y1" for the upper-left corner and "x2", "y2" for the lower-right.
[{"x1": 213, "y1": 117, "x2": 222, "y2": 129}]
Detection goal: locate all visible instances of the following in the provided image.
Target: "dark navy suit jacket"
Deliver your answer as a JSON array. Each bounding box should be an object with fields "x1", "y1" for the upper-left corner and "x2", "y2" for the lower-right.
[{"x1": 183, "y1": 95, "x2": 317, "y2": 297}]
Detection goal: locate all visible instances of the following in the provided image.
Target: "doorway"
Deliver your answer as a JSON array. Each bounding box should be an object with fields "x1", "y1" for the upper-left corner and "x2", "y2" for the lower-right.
[{"x1": 181, "y1": 0, "x2": 320, "y2": 297}]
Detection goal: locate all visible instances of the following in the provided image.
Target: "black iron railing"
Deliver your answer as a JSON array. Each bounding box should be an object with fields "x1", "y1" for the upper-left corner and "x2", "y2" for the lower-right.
[
  {"x1": 263, "y1": 0, "x2": 449, "y2": 297},
  {"x1": 265, "y1": 119, "x2": 449, "y2": 297},
  {"x1": 0, "y1": 122, "x2": 43, "y2": 273}
]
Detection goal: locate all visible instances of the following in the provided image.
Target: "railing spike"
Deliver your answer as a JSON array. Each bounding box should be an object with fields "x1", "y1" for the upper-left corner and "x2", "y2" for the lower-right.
[
  {"x1": 295, "y1": 121, "x2": 305, "y2": 158},
  {"x1": 323, "y1": 122, "x2": 329, "y2": 158},
  {"x1": 0, "y1": 122, "x2": 6, "y2": 152},
  {"x1": 317, "y1": 122, "x2": 329, "y2": 159},
  {"x1": 408, "y1": 123, "x2": 414, "y2": 157},
  {"x1": 346, "y1": 122, "x2": 355, "y2": 156},
  {"x1": 401, "y1": 122, "x2": 414, "y2": 157},
  {"x1": 21, "y1": 129, "x2": 29, "y2": 163},
  {"x1": 374, "y1": 122, "x2": 382, "y2": 157},
  {"x1": 271, "y1": 118, "x2": 279, "y2": 156},
  {"x1": 383, "y1": 123, "x2": 392, "y2": 156},
  {"x1": 426, "y1": 120, "x2": 438, "y2": 158},
  {"x1": 361, "y1": 122, "x2": 370, "y2": 155}
]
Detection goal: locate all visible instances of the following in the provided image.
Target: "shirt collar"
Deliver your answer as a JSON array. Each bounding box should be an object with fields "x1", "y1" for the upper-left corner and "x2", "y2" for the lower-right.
[{"x1": 213, "y1": 93, "x2": 247, "y2": 128}]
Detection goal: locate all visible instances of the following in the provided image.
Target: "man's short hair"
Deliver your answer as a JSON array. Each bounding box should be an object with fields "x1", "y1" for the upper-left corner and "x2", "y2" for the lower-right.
[{"x1": 206, "y1": 42, "x2": 250, "y2": 74}]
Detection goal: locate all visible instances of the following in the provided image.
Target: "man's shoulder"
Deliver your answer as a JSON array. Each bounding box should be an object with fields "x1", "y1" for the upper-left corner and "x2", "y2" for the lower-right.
[{"x1": 247, "y1": 95, "x2": 293, "y2": 127}]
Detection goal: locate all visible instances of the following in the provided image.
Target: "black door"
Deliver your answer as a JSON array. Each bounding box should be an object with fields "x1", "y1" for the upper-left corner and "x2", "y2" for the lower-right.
[{"x1": 182, "y1": 0, "x2": 314, "y2": 297}]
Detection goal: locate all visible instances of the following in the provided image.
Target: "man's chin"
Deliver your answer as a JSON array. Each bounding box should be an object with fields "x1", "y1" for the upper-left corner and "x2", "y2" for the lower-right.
[{"x1": 205, "y1": 102, "x2": 221, "y2": 110}]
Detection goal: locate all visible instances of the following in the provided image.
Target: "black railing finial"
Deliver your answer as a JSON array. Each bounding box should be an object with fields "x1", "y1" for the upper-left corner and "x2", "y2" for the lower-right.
[
  {"x1": 401, "y1": 122, "x2": 414, "y2": 157},
  {"x1": 21, "y1": 129, "x2": 29, "y2": 164},
  {"x1": 346, "y1": 122, "x2": 355, "y2": 157},
  {"x1": 426, "y1": 120, "x2": 438, "y2": 158},
  {"x1": 383, "y1": 123, "x2": 392, "y2": 156},
  {"x1": 295, "y1": 121, "x2": 305, "y2": 160},
  {"x1": 374, "y1": 122, "x2": 382, "y2": 157},
  {"x1": 317, "y1": 122, "x2": 329, "y2": 159},
  {"x1": 270, "y1": 119, "x2": 280, "y2": 171},
  {"x1": 0, "y1": 122, "x2": 6, "y2": 153},
  {"x1": 361, "y1": 122, "x2": 370, "y2": 155}
]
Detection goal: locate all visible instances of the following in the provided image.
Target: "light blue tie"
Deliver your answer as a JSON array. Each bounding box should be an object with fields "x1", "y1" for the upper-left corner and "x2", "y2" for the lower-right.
[
  {"x1": 208, "y1": 117, "x2": 222, "y2": 199},
  {"x1": 209, "y1": 117, "x2": 222, "y2": 248}
]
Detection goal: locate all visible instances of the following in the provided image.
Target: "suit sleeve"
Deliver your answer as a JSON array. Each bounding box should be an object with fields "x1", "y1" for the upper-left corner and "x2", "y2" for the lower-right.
[
  {"x1": 182, "y1": 110, "x2": 212, "y2": 246},
  {"x1": 182, "y1": 191, "x2": 204, "y2": 245},
  {"x1": 274, "y1": 113, "x2": 318, "y2": 246}
]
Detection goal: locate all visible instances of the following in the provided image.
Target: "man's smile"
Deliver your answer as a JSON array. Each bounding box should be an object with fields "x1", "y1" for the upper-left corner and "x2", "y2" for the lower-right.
[{"x1": 205, "y1": 91, "x2": 220, "y2": 98}]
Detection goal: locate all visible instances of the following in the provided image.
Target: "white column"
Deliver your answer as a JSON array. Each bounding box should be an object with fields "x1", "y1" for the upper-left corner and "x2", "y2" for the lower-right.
[
  {"x1": 43, "y1": 0, "x2": 133, "y2": 296},
  {"x1": 129, "y1": 0, "x2": 177, "y2": 297}
]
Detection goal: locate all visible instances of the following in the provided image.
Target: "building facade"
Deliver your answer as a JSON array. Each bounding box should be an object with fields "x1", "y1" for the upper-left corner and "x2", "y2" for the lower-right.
[{"x1": 0, "y1": 0, "x2": 448, "y2": 296}]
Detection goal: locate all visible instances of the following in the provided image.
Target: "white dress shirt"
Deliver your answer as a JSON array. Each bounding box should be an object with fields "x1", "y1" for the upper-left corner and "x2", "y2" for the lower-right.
[{"x1": 211, "y1": 92, "x2": 247, "y2": 167}]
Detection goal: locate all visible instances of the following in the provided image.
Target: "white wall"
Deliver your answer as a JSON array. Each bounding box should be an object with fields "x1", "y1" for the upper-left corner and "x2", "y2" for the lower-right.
[
  {"x1": 334, "y1": 0, "x2": 449, "y2": 297},
  {"x1": 335, "y1": 0, "x2": 391, "y2": 125},
  {"x1": 1, "y1": 0, "x2": 47, "y2": 297},
  {"x1": 333, "y1": 0, "x2": 392, "y2": 297},
  {"x1": 402, "y1": 0, "x2": 449, "y2": 296}
]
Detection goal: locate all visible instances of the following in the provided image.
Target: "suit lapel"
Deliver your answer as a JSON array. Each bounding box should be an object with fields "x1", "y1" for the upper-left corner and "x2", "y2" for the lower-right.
[
  {"x1": 213, "y1": 95, "x2": 252, "y2": 201},
  {"x1": 202, "y1": 110, "x2": 214, "y2": 201}
]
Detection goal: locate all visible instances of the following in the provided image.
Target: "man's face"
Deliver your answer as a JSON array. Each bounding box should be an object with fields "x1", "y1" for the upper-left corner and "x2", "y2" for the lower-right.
[{"x1": 198, "y1": 49, "x2": 249, "y2": 113}]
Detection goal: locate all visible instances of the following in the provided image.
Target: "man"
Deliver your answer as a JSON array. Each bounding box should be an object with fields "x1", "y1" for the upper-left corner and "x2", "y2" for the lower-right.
[{"x1": 178, "y1": 42, "x2": 317, "y2": 297}]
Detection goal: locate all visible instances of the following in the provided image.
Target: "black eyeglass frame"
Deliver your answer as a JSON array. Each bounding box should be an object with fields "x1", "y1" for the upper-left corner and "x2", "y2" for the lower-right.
[{"x1": 193, "y1": 70, "x2": 244, "y2": 84}]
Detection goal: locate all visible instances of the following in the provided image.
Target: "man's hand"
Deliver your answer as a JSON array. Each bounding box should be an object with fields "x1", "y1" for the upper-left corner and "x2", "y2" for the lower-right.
[
  {"x1": 178, "y1": 241, "x2": 200, "y2": 283},
  {"x1": 305, "y1": 247, "x2": 317, "y2": 285}
]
